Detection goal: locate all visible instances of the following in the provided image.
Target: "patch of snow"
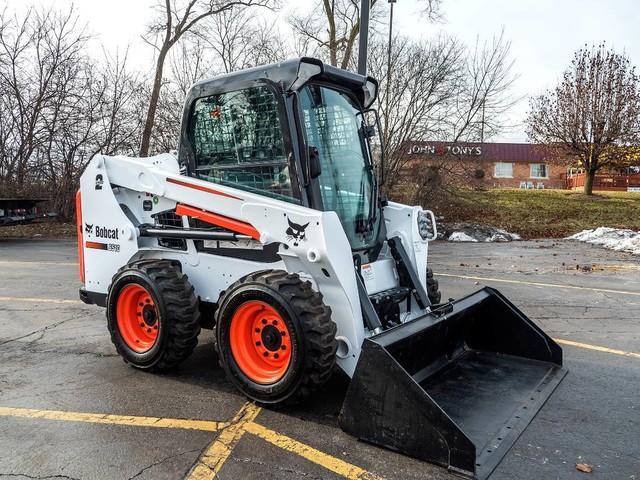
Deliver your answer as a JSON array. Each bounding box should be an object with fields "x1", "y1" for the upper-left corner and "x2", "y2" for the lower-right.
[
  {"x1": 444, "y1": 223, "x2": 521, "y2": 242},
  {"x1": 488, "y1": 228, "x2": 521, "y2": 242},
  {"x1": 567, "y1": 227, "x2": 640, "y2": 255},
  {"x1": 448, "y1": 232, "x2": 478, "y2": 242}
]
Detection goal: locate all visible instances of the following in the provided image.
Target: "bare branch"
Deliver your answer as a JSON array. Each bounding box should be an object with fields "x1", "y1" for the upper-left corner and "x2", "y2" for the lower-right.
[{"x1": 526, "y1": 44, "x2": 640, "y2": 194}]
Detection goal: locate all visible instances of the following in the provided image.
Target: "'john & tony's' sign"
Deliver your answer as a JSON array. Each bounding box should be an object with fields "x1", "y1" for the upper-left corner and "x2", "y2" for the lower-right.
[{"x1": 407, "y1": 144, "x2": 482, "y2": 156}]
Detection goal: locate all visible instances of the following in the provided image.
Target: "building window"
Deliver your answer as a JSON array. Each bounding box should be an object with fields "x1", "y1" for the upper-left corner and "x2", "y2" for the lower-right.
[
  {"x1": 494, "y1": 162, "x2": 513, "y2": 178},
  {"x1": 530, "y1": 163, "x2": 549, "y2": 178}
]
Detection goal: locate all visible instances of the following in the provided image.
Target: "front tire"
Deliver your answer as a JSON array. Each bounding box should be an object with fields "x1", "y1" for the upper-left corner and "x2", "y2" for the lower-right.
[
  {"x1": 216, "y1": 270, "x2": 337, "y2": 404},
  {"x1": 107, "y1": 259, "x2": 201, "y2": 371}
]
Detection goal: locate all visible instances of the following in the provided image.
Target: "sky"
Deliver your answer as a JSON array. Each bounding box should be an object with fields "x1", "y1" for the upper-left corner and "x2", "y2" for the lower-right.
[{"x1": 7, "y1": 0, "x2": 640, "y2": 142}]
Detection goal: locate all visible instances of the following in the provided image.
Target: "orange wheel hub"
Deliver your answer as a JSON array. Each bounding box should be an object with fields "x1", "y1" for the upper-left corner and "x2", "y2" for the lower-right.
[
  {"x1": 229, "y1": 300, "x2": 292, "y2": 384},
  {"x1": 116, "y1": 284, "x2": 159, "y2": 353}
]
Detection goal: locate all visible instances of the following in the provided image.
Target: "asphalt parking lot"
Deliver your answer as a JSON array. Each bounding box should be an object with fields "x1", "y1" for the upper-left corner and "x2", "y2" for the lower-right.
[{"x1": 1, "y1": 238, "x2": 639, "y2": 480}]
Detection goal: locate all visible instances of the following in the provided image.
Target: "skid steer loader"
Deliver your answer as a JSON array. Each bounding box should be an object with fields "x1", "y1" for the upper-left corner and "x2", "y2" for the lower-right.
[{"x1": 77, "y1": 58, "x2": 566, "y2": 479}]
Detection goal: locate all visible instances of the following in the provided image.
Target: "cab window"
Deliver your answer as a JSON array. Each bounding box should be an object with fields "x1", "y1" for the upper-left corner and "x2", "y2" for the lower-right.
[{"x1": 190, "y1": 85, "x2": 298, "y2": 203}]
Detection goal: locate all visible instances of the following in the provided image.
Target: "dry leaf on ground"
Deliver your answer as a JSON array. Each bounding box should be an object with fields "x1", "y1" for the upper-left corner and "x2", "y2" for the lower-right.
[{"x1": 576, "y1": 463, "x2": 593, "y2": 473}]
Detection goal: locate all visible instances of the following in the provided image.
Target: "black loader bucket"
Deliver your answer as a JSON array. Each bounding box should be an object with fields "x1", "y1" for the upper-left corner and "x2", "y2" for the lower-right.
[{"x1": 339, "y1": 287, "x2": 567, "y2": 479}]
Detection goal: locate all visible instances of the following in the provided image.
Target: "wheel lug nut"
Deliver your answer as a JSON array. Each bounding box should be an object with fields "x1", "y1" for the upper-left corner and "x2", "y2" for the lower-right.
[
  {"x1": 281, "y1": 345, "x2": 286, "y2": 350},
  {"x1": 137, "y1": 312, "x2": 141, "y2": 316},
  {"x1": 255, "y1": 328, "x2": 260, "y2": 333},
  {"x1": 140, "y1": 323, "x2": 145, "y2": 327},
  {"x1": 263, "y1": 352, "x2": 269, "y2": 357},
  {"x1": 256, "y1": 341, "x2": 261, "y2": 346},
  {"x1": 272, "y1": 320, "x2": 278, "y2": 326},
  {"x1": 261, "y1": 319, "x2": 267, "y2": 324},
  {"x1": 280, "y1": 331, "x2": 286, "y2": 336},
  {"x1": 154, "y1": 325, "x2": 158, "y2": 330},
  {"x1": 146, "y1": 328, "x2": 151, "y2": 333},
  {"x1": 138, "y1": 303, "x2": 144, "y2": 307},
  {"x1": 274, "y1": 353, "x2": 279, "y2": 359}
]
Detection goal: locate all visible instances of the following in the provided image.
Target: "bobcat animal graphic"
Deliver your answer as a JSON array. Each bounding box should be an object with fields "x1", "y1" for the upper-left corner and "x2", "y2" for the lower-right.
[
  {"x1": 285, "y1": 218, "x2": 309, "y2": 246},
  {"x1": 85, "y1": 223, "x2": 94, "y2": 235}
]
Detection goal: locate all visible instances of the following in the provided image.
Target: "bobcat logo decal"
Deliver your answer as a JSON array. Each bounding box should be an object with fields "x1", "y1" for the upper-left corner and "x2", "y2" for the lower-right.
[
  {"x1": 285, "y1": 218, "x2": 309, "y2": 247},
  {"x1": 85, "y1": 223, "x2": 93, "y2": 235}
]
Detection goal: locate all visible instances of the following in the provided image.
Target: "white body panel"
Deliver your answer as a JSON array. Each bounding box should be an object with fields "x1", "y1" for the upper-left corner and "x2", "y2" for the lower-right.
[{"x1": 78, "y1": 153, "x2": 435, "y2": 376}]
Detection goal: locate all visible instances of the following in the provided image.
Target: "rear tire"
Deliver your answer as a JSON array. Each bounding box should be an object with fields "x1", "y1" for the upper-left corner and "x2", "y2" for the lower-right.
[
  {"x1": 107, "y1": 259, "x2": 200, "y2": 371},
  {"x1": 427, "y1": 267, "x2": 442, "y2": 304},
  {"x1": 216, "y1": 270, "x2": 337, "y2": 404}
]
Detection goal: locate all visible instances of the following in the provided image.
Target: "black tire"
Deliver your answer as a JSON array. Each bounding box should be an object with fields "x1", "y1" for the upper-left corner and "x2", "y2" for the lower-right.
[
  {"x1": 216, "y1": 269, "x2": 337, "y2": 405},
  {"x1": 427, "y1": 267, "x2": 442, "y2": 304},
  {"x1": 107, "y1": 259, "x2": 201, "y2": 371}
]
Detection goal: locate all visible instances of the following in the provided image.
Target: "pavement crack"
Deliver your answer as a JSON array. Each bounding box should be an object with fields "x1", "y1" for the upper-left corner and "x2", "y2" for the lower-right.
[
  {"x1": 0, "y1": 473, "x2": 81, "y2": 480},
  {"x1": 127, "y1": 449, "x2": 200, "y2": 480},
  {"x1": 0, "y1": 318, "x2": 77, "y2": 346}
]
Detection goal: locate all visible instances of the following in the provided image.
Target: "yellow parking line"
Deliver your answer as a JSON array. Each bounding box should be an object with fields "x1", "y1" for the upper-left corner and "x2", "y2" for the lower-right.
[
  {"x1": 436, "y1": 273, "x2": 640, "y2": 296},
  {"x1": 0, "y1": 406, "x2": 225, "y2": 432},
  {"x1": 554, "y1": 338, "x2": 640, "y2": 359},
  {"x1": 245, "y1": 421, "x2": 382, "y2": 480},
  {"x1": 0, "y1": 404, "x2": 380, "y2": 479},
  {"x1": 0, "y1": 296, "x2": 81, "y2": 304},
  {"x1": 187, "y1": 402, "x2": 261, "y2": 480}
]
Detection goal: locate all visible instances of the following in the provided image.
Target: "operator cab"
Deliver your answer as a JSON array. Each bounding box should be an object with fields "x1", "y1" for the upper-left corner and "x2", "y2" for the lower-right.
[{"x1": 178, "y1": 58, "x2": 384, "y2": 261}]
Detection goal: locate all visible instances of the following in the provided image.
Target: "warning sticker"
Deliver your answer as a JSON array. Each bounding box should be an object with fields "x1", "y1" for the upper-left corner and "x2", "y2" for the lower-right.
[{"x1": 361, "y1": 263, "x2": 375, "y2": 282}]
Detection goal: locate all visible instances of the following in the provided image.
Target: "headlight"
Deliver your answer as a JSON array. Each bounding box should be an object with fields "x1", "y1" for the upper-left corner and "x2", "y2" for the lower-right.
[{"x1": 417, "y1": 210, "x2": 432, "y2": 240}]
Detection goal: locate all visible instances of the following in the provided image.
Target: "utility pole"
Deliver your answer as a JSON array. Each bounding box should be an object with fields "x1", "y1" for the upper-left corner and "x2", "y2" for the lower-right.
[
  {"x1": 384, "y1": 0, "x2": 396, "y2": 142},
  {"x1": 381, "y1": 0, "x2": 396, "y2": 187},
  {"x1": 357, "y1": 0, "x2": 370, "y2": 75}
]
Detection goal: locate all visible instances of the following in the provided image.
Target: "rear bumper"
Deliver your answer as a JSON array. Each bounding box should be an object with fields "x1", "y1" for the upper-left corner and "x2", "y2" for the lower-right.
[{"x1": 79, "y1": 287, "x2": 107, "y2": 307}]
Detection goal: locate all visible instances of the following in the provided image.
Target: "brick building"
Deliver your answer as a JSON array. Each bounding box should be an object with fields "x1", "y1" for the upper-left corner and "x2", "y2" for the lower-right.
[{"x1": 403, "y1": 141, "x2": 564, "y2": 189}]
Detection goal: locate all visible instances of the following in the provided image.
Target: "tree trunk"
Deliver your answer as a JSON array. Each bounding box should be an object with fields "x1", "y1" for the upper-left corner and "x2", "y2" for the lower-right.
[
  {"x1": 584, "y1": 169, "x2": 595, "y2": 195},
  {"x1": 139, "y1": 47, "x2": 169, "y2": 157}
]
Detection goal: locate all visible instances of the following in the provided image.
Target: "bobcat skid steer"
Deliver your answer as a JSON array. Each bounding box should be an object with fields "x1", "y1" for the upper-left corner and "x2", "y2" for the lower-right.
[{"x1": 77, "y1": 58, "x2": 566, "y2": 479}]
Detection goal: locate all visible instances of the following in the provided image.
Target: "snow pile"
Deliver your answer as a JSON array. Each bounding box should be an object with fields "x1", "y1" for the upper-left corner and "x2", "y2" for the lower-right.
[
  {"x1": 567, "y1": 227, "x2": 640, "y2": 255},
  {"x1": 444, "y1": 223, "x2": 521, "y2": 243},
  {"x1": 448, "y1": 232, "x2": 478, "y2": 242}
]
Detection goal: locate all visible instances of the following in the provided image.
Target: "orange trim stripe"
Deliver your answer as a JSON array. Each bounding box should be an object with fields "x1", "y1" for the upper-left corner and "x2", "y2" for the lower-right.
[
  {"x1": 85, "y1": 241, "x2": 107, "y2": 250},
  {"x1": 75, "y1": 191, "x2": 85, "y2": 282},
  {"x1": 175, "y1": 204, "x2": 261, "y2": 241},
  {"x1": 167, "y1": 177, "x2": 243, "y2": 201}
]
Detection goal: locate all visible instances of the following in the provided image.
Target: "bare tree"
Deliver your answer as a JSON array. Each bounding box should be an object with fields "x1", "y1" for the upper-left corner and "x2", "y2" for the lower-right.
[
  {"x1": 368, "y1": 31, "x2": 517, "y2": 194},
  {"x1": 368, "y1": 34, "x2": 465, "y2": 188},
  {"x1": 447, "y1": 32, "x2": 519, "y2": 142},
  {"x1": 200, "y1": 9, "x2": 289, "y2": 73},
  {"x1": 526, "y1": 44, "x2": 640, "y2": 195},
  {"x1": 290, "y1": 0, "x2": 381, "y2": 69},
  {"x1": 0, "y1": 6, "x2": 148, "y2": 218},
  {"x1": 97, "y1": 49, "x2": 148, "y2": 157},
  {"x1": 290, "y1": 0, "x2": 442, "y2": 70},
  {"x1": 206, "y1": 8, "x2": 253, "y2": 73},
  {"x1": 38, "y1": 49, "x2": 146, "y2": 218},
  {"x1": 0, "y1": 7, "x2": 88, "y2": 194},
  {"x1": 242, "y1": 19, "x2": 291, "y2": 66},
  {"x1": 139, "y1": 0, "x2": 278, "y2": 157},
  {"x1": 148, "y1": 12, "x2": 289, "y2": 154}
]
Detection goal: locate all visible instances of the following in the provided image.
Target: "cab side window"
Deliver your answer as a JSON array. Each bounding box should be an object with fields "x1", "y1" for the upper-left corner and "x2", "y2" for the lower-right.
[{"x1": 190, "y1": 85, "x2": 298, "y2": 203}]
